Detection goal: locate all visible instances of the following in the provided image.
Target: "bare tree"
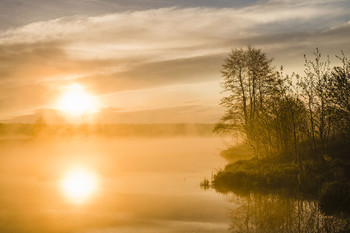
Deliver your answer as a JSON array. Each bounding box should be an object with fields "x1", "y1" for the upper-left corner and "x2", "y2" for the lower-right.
[
  {"x1": 298, "y1": 48, "x2": 331, "y2": 159},
  {"x1": 217, "y1": 46, "x2": 278, "y2": 158},
  {"x1": 328, "y1": 52, "x2": 350, "y2": 138}
]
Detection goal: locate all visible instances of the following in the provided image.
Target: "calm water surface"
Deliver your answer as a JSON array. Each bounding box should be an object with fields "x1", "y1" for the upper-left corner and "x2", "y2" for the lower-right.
[
  {"x1": 1, "y1": 136, "x2": 348, "y2": 233},
  {"x1": 0, "y1": 136, "x2": 232, "y2": 233}
]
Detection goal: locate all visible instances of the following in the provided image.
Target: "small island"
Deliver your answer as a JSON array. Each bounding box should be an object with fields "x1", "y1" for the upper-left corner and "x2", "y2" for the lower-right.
[{"x1": 212, "y1": 47, "x2": 350, "y2": 214}]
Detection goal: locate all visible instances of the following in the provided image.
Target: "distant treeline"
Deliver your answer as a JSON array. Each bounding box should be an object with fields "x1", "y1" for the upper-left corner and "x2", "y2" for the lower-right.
[
  {"x1": 216, "y1": 46, "x2": 350, "y2": 163},
  {"x1": 0, "y1": 123, "x2": 216, "y2": 138}
]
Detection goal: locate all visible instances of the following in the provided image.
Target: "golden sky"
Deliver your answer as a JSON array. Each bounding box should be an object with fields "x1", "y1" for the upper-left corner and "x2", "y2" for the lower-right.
[{"x1": 0, "y1": 0, "x2": 349, "y2": 123}]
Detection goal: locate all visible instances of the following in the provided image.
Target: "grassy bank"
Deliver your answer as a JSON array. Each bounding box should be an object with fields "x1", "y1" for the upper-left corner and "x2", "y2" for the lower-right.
[{"x1": 212, "y1": 141, "x2": 350, "y2": 214}]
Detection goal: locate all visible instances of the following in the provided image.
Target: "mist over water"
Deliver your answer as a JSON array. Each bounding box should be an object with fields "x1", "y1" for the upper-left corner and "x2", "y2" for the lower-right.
[
  {"x1": 1, "y1": 127, "x2": 348, "y2": 233},
  {"x1": 0, "y1": 135, "x2": 232, "y2": 232}
]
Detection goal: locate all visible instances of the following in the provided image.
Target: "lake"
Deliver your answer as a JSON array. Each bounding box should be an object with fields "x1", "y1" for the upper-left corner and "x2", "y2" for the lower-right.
[
  {"x1": 0, "y1": 136, "x2": 232, "y2": 232},
  {"x1": 0, "y1": 136, "x2": 349, "y2": 233}
]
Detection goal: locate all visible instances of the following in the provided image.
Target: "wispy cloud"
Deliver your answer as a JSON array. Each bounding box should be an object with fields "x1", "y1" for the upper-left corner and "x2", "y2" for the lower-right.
[{"x1": 0, "y1": 1, "x2": 349, "y2": 121}]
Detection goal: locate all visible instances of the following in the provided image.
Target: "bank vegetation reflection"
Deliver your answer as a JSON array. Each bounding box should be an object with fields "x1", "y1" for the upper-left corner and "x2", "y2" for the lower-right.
[{"x1": 228, "y1": 192, "x2": 350, "y2": 233}]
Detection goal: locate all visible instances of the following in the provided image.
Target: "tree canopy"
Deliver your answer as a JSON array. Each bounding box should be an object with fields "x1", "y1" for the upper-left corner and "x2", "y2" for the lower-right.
[{"x1": 217, "y1": 46, "x2": 350, "y2": 162}]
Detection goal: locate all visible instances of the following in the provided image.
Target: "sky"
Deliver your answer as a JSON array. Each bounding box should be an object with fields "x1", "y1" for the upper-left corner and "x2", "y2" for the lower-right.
[{"x1": 0, "y1": 0, "x2": 349, "y2": 123}]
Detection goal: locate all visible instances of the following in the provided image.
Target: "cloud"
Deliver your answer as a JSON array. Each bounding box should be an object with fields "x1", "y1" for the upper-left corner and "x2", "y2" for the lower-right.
[
  {"x1": 79, "y1": 54, "x2": 224, "y2": 95},
  {"x1": 0, "y1": 1, "x2": 349, "y2": 121},
  {"x1": 0, "y1": 0, "x2": 263, "y2": 30},
  {"x1": 0, "y1": 41, "x2": 96, "y2": 116},
  {"x1": 96, "y1": 105, "x2": 221, "y2": 123},
  {"x1": 1, "y1": 2, "x2": 347, "y2": 48}
]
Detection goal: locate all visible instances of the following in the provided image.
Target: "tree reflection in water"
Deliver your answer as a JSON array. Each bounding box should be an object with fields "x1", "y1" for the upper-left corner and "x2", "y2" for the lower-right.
[{"x1": 227, "y1": 192, "x2": 350, "y2": 233}]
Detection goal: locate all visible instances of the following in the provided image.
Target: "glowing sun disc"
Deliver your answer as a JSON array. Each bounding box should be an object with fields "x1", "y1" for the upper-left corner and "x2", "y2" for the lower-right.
[
  {"x1": 57, "y1": 84, "x2": 98, "y2": 116},
  {"x1": 61, "y1": 168, "x2": 97, "y2": 203}
]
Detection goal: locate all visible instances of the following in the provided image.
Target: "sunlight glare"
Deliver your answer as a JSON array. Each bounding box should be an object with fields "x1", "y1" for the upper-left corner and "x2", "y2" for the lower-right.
[
  {"x1": 61, "y1": 168, "x2": 98, "y2": 203},
  {"x1": 57, "y1": 84, "x2": 98, "y2": 116}
]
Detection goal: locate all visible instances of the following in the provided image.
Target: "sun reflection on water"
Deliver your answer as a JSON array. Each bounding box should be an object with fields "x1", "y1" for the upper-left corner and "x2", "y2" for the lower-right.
[{"x1": 61, "y1": 167, "x2": 98, "y2": 203}]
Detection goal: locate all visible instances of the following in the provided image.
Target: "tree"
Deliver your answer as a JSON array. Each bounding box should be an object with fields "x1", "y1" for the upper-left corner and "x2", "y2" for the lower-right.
[
  {"x1": 298, "y1": 49, "x2": 331, "y2": 159},
  {"x1": 217, "y1": 46, "x2": 279, "y2": 158},
  {"x1": 328, "y1": 52, "x2": 350, "y2": 138},
  {"x1": 216, "y1": 47, "x2": 350, "y2": 161},
  {"x1": 272, "y1": 71, "x2": 308, "y2": 162}
]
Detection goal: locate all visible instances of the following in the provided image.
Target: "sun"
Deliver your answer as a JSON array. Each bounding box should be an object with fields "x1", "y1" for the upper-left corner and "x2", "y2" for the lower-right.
[
  {"x1": 61, "y1": 168, "x2": 98, "y2": 203},
  {"x1": 57, "y1": 84, "x2": 99, "y2": 116}
]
